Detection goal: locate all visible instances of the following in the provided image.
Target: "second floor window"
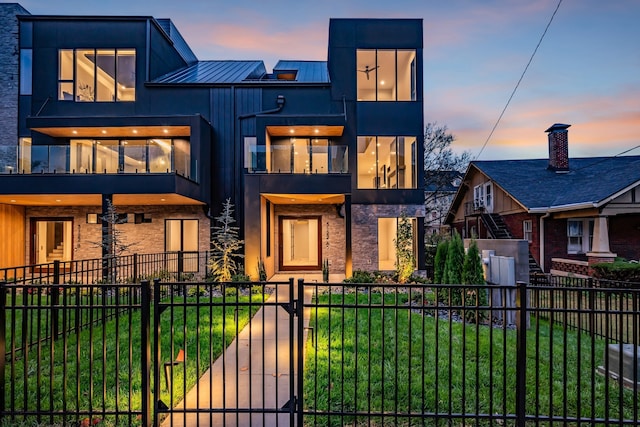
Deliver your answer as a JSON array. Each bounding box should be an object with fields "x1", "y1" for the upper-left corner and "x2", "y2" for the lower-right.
[
  {"x1": 357, "y1": 136, "x2": 417, "y2": 189},
  {"x1": 58, "y1": 49, "x2": 136, "y2": 102},
  {"x1": 357, "y1": 49, "x2": 416, "y2": 101}
]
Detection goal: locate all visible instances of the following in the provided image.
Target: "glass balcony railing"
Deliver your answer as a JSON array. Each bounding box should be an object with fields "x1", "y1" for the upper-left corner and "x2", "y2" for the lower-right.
[
  {"x1": 247, "y1": 144, "x2": 348, "y2": 174},
  {"x1": 0, "y1": 144, "x2": 196, "y2": 182}
]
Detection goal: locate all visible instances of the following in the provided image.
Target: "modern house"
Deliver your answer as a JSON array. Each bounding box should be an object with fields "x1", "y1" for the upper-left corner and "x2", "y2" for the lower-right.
[
  {"x1": 446, "y1": 124, "x2": 640, "y2": 276},
  {"x1": 0, "y1": 4, "x2": 426, "y2": 279}
]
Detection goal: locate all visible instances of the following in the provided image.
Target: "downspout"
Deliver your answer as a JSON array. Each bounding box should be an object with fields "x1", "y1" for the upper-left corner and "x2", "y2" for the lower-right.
[
  {"x1": 539, "y1": 212, "x2": 551, "y2": 272},
  {"x1": 238, "y1": 94, "x2": 285, "y2": 120}
]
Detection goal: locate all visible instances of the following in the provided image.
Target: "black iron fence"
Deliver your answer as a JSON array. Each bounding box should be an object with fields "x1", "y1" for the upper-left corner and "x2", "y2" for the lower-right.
[
  {"x1": 2, "y1": 276, "x2": 640, "y2": 426},
  {"x1": 0, "y1": 251, "x2": 210, "y2": 287},
  {"x1": 532, "y1": 274, "x2": 640, "y2": 343}
]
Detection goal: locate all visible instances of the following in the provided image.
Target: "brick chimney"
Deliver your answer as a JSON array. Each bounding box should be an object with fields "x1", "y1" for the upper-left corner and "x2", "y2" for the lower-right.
[{"x1": 545, "y1": 123, "x2": 570, "y2": 172}]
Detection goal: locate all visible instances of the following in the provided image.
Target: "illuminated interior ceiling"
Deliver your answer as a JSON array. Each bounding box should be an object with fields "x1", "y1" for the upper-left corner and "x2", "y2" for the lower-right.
[
  {"x1": 0, "y1": 194, "x2": 204, "y2": 206},
  {"x1": 262, "y1": 194, "x2": 345, "y2": 205},
  {"x1": 31, "y1": 126, "x2": 191, "y2": 138},
  {"x1": 266, "y1": 125, "x2": 344, "y2": 137}
]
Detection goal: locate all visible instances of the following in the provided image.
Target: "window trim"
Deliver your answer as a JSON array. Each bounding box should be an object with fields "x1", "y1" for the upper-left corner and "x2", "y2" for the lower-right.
[
  {"x1": 58, "y1": 48, "x2": 136, "y2": 103},
  {"x1": 567, "y1": 218, "x2": 594, "y2": 254},
  {"x1": 523, "y1": 220, "x2": 533, "y2": 243},
  {"x1": 357, "y1": 135, "x2": 417, "y2": 189},
  {"x1": 356, "y1": 48, "x2": 417, "y2": 102}
]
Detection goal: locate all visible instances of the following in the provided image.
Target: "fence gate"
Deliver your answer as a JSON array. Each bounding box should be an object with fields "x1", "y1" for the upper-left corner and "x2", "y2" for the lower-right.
[{"x1": 151, "y1": 279, "x2": 299, "y2": 426}]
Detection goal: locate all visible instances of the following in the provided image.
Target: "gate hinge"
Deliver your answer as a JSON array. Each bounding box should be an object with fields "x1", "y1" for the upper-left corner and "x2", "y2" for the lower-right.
[{"x1": 278, "y1": 300, "x2": 298, "y2": 316}]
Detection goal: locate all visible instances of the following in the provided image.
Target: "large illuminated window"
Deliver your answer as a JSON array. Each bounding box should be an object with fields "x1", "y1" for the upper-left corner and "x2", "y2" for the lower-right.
[
  {"x1": 357, "y1": 49, "x2": 416, "y2": 101},
  {"x1": 378, "y1": 217, "x2": 416, "y2": 271},
  {"x1": 59, "y1": 49, "x2": 135, "y2": 102},
  {"x1": 357, "y1": 136, "x2": 417, "y2": 189}
]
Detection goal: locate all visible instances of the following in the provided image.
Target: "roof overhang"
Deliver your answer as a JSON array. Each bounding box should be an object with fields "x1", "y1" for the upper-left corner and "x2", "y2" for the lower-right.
[
  {"x1": 262, "y1": 193, "x2": 345, "y2": 205},
  {"x1": 266, "y1": 125, "x2": 344, "y2": 137},
  {"x1": 0, "y1": 193, "x2": 203, "y2": 207},
  {"x1": 31, "y1": 125, "x2": 190, "y2": 139},
  {"x1": 528, "y1": 202, "x2": 598, "y2": 214}
]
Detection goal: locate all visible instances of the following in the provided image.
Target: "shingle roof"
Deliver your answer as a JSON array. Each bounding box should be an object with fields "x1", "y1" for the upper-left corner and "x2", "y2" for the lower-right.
[
  {"x1": 273, "y1": 61, "x2": 329, "y2": 83},
  {"x1": 473, "y1": 155, "x2": 640, "y2": 209},
  {"x1": 151, "y1": 60, "x2": 267, "y2": 84}
]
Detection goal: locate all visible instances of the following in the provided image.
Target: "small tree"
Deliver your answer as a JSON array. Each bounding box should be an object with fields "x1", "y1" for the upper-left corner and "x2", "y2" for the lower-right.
[
  {"x1": 443, "y1": 230, "x2": 465, "y2": 305},
  {"x1": 209, "y1": 199, "x2": 244, "y2": 282},
  {"x1": 395, "y1": 212, "x2": 415, "y2": 283},
  {"x1": 89, "y1": 199, "x2": 136, "y2": 283},
  {"x1": 463, "y1": 240, "x2": 484, "y2": 285},
  {"x1": 462, "y1": 239, "x2": 487, "y2": 322},
  {"x1": 433, "y1": 239, "x2": 449, "y2": 284}
]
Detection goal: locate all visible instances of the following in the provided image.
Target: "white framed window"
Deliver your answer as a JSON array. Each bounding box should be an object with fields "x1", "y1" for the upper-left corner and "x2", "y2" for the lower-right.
[
  {"x1": 567, "y1": 219, "x2": 594, "y2": 254},
  {"x1": 473, "y1": 185, "x2": 484, "y2": 209},
  {"x1": 484, "y1": 182, "x2": 493, "y2": 212},
  {"x1": 523, "y1": 220, "x2": 532, "y2": 242}
]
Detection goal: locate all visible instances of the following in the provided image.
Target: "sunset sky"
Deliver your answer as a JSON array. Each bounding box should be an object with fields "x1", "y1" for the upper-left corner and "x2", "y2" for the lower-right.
[{"x1": 12, "y1": 0, "x2": 640, "y2": 160}]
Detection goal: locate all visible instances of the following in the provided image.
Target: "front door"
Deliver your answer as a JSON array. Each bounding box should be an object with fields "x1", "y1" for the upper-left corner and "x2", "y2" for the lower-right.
[
  {"x1": 278, "y1": 216, "x2": 322, "y2": 271},
  {"x1": 30, "y1": 218, "x2": 73, "y2": 264}
]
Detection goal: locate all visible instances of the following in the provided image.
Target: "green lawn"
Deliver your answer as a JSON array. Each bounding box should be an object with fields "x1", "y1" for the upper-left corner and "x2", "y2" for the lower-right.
[
  {"x1": 303, "y1": 291, "x2": 638, "y2": 426},
  {"x1": 3, "y1": 290, "x2": 264, "y2": 426}
]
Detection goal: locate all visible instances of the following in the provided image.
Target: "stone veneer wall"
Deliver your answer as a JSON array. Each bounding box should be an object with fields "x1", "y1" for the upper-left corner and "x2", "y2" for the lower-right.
[
  {"x1": 351, "y1": 204, "x2": 425, "y2": 273},
  {"x1": 273, "y1": 204, "x2": 346, "y2": 273},
  {"x1": 0, "y1": 4, "x2": 29, "y2": 167},
  {"x1": 24, "y1": 205, "x2": 210, "y2": 263}
]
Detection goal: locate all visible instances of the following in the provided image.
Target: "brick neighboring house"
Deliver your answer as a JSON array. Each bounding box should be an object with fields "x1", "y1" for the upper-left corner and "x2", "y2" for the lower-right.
[{"x1": 446, "y1": 124, "x2": 640, "y2": 277}]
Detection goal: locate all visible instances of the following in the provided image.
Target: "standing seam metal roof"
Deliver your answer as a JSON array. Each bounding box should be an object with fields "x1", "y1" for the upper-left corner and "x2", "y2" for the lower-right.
[
  {"x1": 273, "y1": 61, "x2": 329, "y2": 83},
  {"x1": 151, "y1": 60, "x2": 267, "y2": 84}
]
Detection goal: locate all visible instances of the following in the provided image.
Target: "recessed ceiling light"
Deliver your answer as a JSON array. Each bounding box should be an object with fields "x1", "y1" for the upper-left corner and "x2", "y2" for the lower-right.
[
  {"x1": 380, "y1": 80, "x2": 385, "y2": 85},
  {"x1": 163, "y1": 129, "x2": 169, "y2": 134},
  {"x1": 160, "y1": 198, "x2": 166, "y2": 201},
  {"x1": 290, "y1": 199, "x2": 295, "y2": 202},
  {"x1": 55, "y1": 199, "x2": 61, "y2": 202},
  {"x1": 314, "y1": 129, "x2": 319, "y2": 134},
  {"x1": 132, "y1": 129, "x2": 138, "y2": 134},
  {"x1": 101, "y1": 130, "x2": 107, "y2": 134},
  {"x1": 10, "y1": 199, "x2": 16, "y2": 203},
  {"x1": 72, "y1": 130, "x2": 78, "y2": 134},
  {"x1": 289, "y1": 129, "x2": 295, "y2": 134}
]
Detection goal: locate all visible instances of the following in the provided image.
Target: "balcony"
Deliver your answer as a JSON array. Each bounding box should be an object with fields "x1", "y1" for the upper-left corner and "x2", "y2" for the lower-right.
[
  {"x1": 464, "y1": 200, "x2": 485, "y2": 216},
  {"x1": 246, "y1": 144, "x2": 348, "y2": 174},
  {"x1": 0, "y1": 142, "x2": 196, "y2": 182}
]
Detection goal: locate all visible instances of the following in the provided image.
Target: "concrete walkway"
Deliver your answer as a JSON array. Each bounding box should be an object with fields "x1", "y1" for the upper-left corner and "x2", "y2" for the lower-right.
[{"x1": 160, "y1": 273, "x2": 343, "y2": 427}]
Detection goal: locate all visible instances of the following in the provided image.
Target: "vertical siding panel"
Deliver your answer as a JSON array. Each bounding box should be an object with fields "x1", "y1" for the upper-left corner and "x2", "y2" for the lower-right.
[{"x1": 0, "y1": 204, "x2": 26, "y2": 270}]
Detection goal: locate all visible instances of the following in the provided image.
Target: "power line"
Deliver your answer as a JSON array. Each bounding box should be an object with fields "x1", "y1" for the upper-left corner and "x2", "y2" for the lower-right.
[
  {"x1": 571, "y1": 144, "x2": 640, "y2": 172},
  {"x1": 475, "y1": 0, "x2": 563, "y2": 160}
]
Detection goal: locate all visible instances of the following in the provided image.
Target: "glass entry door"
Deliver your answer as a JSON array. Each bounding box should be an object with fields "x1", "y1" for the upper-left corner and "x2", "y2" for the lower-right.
[
  {"x1": 279, "y1": 216, "x2": 321, "y2": 271},
  {"x1": 31, "y1": 219, "x2": 73, "y2": 264}
]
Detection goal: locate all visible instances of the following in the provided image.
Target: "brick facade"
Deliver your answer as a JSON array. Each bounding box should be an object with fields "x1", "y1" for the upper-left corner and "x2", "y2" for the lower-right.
[
  {"x1": 24, "y1": 205, "x2": 210, "y2": 263},
  {"x1": 351, "y1": 204, "x2": 425, "y2": 272},
  {"x1": 609, "y1": 215, "x2": 640, "y2": 261},
  {"x1": 550, "y1": 258, "x2": 589, "y2": 277}
]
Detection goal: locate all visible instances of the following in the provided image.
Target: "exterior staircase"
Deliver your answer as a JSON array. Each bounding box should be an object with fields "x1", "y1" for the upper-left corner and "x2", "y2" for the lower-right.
[
  {"x1": 480, "y1": 213, "x2": 547, "y2": 280},
  {"x1": 480, "y1": 213, "x2": 512, "y2": 239}
]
